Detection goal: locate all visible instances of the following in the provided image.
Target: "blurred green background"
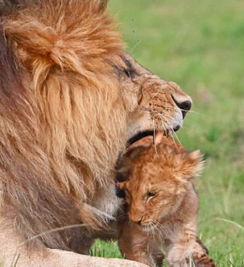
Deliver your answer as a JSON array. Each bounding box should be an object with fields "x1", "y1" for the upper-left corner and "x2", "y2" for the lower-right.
[{"x1": 91, "y1": 0, "x2": 244, "y2": 266}]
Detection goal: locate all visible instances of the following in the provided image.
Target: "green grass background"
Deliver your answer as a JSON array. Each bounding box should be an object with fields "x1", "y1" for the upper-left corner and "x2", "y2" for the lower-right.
[
  {"x1": 91, "y1": 0, "x2": 244, "y2": 266},
  {"x1": 1, "y1": 1, "x2": 243, "y2": 267}
]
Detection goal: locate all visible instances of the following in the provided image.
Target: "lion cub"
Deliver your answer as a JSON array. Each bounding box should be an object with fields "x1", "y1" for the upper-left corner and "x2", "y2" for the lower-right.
[{"x1": 116, "y1": 133, "x2": 215, "y2": 267}]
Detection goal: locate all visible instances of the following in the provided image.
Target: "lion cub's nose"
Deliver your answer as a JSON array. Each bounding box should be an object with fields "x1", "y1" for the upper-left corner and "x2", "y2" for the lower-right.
[
  {"x1": 134, "y1": 219, "x2": 142, "y2": 225},
  {"x1": 172, "y1": 94, "x2": 192, "y2": 118},
  {"x1": 129, "y1": 213, "x2": 143, "y2": 224}
]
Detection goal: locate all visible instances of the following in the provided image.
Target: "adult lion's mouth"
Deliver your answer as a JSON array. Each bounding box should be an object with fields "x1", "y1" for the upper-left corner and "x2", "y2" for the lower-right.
[
  {"x1": 127, "y1": 130, "x2": 154, "y2": 146},
  {"x1": 127, "y1": 127, "x2": 180, "y2": 146}
]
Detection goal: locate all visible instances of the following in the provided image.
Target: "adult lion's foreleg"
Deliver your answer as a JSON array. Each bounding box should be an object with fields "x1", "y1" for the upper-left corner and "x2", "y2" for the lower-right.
[
  {"x1": 3, "y1": 248, "x2": 148, "y2": 267},
  {"x1": 0, "y1": 219, "x2": 147, "y2": 267}
]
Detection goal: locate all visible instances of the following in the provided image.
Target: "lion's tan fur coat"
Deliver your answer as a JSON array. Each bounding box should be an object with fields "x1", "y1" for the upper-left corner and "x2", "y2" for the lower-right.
[{"x1": 0, "y1": 0, "x2": 192, "y2": 266}]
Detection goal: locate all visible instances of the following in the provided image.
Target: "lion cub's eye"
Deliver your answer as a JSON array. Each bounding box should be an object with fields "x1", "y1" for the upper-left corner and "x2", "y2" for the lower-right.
[{"x1": 146, "y1": 192, "x2": 156, "y2": 199}]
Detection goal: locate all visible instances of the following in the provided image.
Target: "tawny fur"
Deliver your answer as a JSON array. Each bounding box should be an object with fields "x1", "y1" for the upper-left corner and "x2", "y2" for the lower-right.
[
  {"x1": 0, "y1": 0, "x2": 192, "y2": 266},
  {"x1": 117, "y1": 135, "x2": 216, "y2": 267}
]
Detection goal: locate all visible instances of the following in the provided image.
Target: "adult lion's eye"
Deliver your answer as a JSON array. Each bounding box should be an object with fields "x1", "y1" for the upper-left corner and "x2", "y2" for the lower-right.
[
  {"x1": 146, "y1": 192, "x2": 156, "y2": 199},
  {"x1": 124, "y1": 68, "x2": 131, "y2": 78}
]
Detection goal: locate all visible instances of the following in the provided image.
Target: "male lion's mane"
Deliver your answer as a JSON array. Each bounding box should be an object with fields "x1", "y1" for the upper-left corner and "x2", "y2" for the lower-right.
[{"x1": 0, "y1": 0, "x2": 128, "y2": 250}]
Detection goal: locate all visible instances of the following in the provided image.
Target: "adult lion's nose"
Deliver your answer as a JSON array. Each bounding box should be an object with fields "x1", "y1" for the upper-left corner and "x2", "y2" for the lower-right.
[{"x1": 172, "y1": 94, "x2": 192, "y2": 118}]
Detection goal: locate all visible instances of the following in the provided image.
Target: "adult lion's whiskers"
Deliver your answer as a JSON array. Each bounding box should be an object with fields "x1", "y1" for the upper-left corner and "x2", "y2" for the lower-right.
[
  {"x1": 152, "y1": 117, "x2": 160, "y2": 154},
  {"x1": 156, "y1": 112, "x2": 183, "y2": 145},
  {"x1": 170, "y1": 126, "x2": 183, "y2": 145},
  {"x1": 180, "y1": 108, "x2": 200, "y2": 115},
  {"x1": 157, "y1": 112, "x2": 173, "y2": 130},
  {"x1": 162, "y1": 105, "x2": 199, "y2": 115},
  {"x1": 150, "y1": 103, "x2": 199, "y2": 116}
]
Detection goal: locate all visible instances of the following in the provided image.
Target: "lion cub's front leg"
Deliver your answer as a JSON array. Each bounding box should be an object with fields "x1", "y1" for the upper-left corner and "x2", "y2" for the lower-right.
[
  {"x1": 167, "y1": 222, "x2": 197, "y2": 267},
  {"x1": 167, "y1": 224, "x2": 216, "y2": 267},
  {"x1": 118, "y1": 220, "x2": 163, "y2": 267},
  {"x1": 192, "y1": 241, "x2": 216, "y2": 267}
]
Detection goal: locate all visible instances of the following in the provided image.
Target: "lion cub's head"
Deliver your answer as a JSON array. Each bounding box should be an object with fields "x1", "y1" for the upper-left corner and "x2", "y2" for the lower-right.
[{"x1": 116, "y1": 133, "x2": 203, "y2": 228}]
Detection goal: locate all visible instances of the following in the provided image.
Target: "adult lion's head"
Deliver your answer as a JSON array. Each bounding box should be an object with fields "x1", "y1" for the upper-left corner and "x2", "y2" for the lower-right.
[{"x1": 0, "y1": 0, "x2": 192, "y2": 251}]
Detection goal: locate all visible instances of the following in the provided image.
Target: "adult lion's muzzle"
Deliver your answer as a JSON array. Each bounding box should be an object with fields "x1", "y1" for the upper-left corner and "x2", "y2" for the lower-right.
[{"x1": 118, "y1": 54, "x2": 192, "y2": 141}]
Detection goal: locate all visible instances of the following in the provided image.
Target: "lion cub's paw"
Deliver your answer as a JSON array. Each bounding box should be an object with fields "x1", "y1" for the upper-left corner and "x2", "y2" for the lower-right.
[
  {"x1": 193, "y1": 253, "x2": 216, "y2": 267},
  {"x1": 167, "y1": 246, "x2": 191, "y2": 267}
]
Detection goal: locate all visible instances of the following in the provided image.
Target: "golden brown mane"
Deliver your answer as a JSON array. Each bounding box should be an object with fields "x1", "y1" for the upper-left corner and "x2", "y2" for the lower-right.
[{"x1": 0, "y1": 0, "x2": 128, "y2": 249}]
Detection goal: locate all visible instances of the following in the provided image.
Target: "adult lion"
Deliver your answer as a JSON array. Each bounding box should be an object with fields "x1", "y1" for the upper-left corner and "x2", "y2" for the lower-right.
[{"x1": 0, "y1": 0, "x2": 192, "y2": 266}]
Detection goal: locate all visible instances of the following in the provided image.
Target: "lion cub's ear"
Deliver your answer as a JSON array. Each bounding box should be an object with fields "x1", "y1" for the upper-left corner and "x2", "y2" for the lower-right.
[
  {"x1": 116, "y1": 165, "x2": 131, "y2": 182},
  {"x1": 188, "y1": 150, "x2": 201, "y2": 161},
  {"x1": 126, "y1": 146, "x2": 145, "y2": 160},
  {"x1": 115, "y1": 164, "x2": 130, "y2": 198},
  {"x1": 180, "y1": 150, "x2": 204, "y2": 180},
  {"x1": 116, "y1": 146, "x2": 144, "y2": 183}
]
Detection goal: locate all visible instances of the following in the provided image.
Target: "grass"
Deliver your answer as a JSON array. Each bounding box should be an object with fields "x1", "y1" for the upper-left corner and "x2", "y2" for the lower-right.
[{"x1": 90, "y1": 0, "x2": 244, "y2": 266}]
